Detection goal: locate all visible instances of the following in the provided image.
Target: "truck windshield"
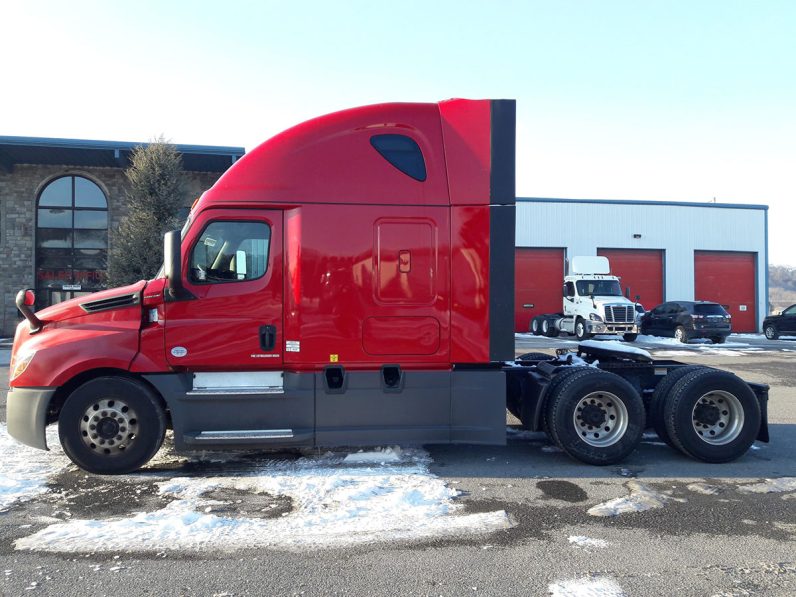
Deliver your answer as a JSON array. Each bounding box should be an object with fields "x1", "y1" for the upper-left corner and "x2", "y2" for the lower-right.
[{"x1": 576, "y1": 280, "x2": 623, "y2": 297}]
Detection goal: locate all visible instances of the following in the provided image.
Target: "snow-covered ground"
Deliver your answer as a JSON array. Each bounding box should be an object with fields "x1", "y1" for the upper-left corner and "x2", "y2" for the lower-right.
[{"x1": 8, "y1": 434, "x2": 511, "y2": 553}]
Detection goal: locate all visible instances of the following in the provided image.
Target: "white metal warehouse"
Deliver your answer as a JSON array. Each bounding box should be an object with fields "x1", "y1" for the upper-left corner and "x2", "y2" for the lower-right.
[{"x1": 514, "y1": 198, "x2": 768, "y2": 334}]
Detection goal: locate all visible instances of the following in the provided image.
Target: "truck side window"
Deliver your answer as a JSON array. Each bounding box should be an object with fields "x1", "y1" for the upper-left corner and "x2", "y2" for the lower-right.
[
  {"x1": 370, "y1": 134, "x2": 427, "y2": 182},
  {"x1": 189, "y1": 221, "x2": 270, "y2": 284}
]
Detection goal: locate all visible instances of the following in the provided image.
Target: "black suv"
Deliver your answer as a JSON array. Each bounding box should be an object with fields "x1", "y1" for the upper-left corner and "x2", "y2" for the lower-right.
[
  {"x1": 762, "y1": 304, "x2": 796, "y2": 339},
  {"x1": 640, "y1": 301, "x2": 731, "y2": 343}
]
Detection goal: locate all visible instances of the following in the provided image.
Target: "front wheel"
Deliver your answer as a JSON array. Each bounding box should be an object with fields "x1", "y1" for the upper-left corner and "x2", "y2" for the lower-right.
[
  {"x1": 764, "y1": 325, "x2": 779, "y2": 340},
  {"x1": 545, "y1": 368, "x2": 645, "y2": 465},
  {"x1": 58, "y1": 376, "x2": 167, "y2": 474},
  {"x1": 623, "y1": 333, "x2": 638, "y2": 342},
  {"x1": 575, "y1": 318, "x2": 592, "y2": 341},
  {"x1": 674, "y1": 325, "x2": 688, "y2": 343}
]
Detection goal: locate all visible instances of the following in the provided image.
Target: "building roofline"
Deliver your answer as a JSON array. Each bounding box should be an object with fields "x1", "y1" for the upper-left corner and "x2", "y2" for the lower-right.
[
  {"x1": 0, "y1": 135, "x2": 244, "y2": 156},
  {"x1": 517, "y1": 196, "x2": 768, "y2": 211}
]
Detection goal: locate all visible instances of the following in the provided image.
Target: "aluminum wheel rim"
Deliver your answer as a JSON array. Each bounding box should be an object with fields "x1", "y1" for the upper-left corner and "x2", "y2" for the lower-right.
[
  {"x1": 573, "y1": 391, "x2": 628, "y2": 447},
  {"x1": 691, "y1": 390, "x2": 744, "y2": 445},
  {"x1": 80, "y1": 398, "x2": 139, "y2": 455},
  {"x1": 765, "y1": 326, "x2": 776, "y2": 339},
  {"x1": 675, "y1": 328, "x2": 686, "y2": 342},
  {"x1": 576, "y1": 321, "x2": 585, "y2": 338}
]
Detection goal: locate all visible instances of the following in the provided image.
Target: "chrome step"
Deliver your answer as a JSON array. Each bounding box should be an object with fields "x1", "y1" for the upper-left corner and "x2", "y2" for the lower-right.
[{"x1": 192, "y1": 429, "x2": 294, "y2": 441}]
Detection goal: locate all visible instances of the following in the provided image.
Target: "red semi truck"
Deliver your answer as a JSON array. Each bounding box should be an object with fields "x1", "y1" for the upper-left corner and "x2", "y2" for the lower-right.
[{"x1": 8, "y1": 99, "x2": 768, "y2": 474}]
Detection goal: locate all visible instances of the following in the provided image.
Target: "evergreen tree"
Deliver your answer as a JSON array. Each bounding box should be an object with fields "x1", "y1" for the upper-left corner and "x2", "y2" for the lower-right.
[{"x1": 107, "y1": 138, "x2": 186, "y2": 286}]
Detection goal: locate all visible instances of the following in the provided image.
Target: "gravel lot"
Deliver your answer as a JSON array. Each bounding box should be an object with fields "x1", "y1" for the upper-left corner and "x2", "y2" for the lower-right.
[{"x1": 0, "y1": 337, "x2": 794, "y2": 596}]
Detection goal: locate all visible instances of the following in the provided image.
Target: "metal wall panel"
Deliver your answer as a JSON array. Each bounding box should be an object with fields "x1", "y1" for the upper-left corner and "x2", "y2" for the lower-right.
[{"x1": 516, "y1": 199, "x2": 767, "y2": 330}]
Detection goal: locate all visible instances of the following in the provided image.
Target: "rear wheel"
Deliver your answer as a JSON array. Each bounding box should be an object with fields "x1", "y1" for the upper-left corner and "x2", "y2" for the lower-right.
[
  {"x1": 623, "y1": 333, "x2": 638, "y2": 342},
  {"x1": 663, "y1": 368, "x2": 760, "y2": 463},
  {"x1": 531, "y1": 317, "x2": 542, "y2": 336},
  {"x1": 542, "y1": 318, "x2": 560, "y2": 338},
  {"x1": 712, "y1": 336, "x2": 727, "y2": 344},
  {"x1": 58, "y1": 376, "x2": 167, "y2": 474},
  {"x1": 574, "y1": 317, "x2": 592, "y2": 341},
  {"x1": 764, "y1": 325, "x2": 779, "y2": 340},
  {"x1": 649, "y1": 365, "x2": 708, "y2": 448},
  {"x1": 545, "y1": 368, "x2": 645, "y2": 465},
  {"x1": 674, "y1": 325, "x2": 688, "y2": 343}
]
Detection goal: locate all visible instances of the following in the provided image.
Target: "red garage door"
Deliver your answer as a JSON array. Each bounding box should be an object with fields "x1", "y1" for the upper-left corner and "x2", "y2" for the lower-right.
[
  {"x1": 514, "y1": 248, "x2": 565, "y2": 332},
  {"x1": 597, "y1": 249, "x2": 664, "y2": 311},
  {"x1": 694, "y1": 251, "x2": 757, "y2": 333}
]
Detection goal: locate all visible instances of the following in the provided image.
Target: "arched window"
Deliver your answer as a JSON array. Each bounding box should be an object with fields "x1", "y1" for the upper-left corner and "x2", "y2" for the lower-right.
[{"x1": 36, "y1": 175, "x2": 108, "y2": 308}]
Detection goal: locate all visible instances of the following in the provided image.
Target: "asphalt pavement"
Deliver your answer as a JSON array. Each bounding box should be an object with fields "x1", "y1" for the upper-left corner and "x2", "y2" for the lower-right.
[{"x1": 0, "y1": 340, "x2": 794, "y2": 596}]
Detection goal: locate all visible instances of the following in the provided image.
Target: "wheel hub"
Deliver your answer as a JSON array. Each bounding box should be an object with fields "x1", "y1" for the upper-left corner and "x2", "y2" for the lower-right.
[
  {"x1": 691, "y1": 391, "x2": 744, "y2": 446},
  {"x1": 96, "y1": 417, "x2": 120, "y2": 439},
  {"x1": 573, "y1": 391, "x2": 628, "y2": 447},
  {"x1": 580, "y1": 404, "x2": 607, "y2": 427},
  {"x1": 79, "y1": 398, "x2": 139, "y2": 456}
]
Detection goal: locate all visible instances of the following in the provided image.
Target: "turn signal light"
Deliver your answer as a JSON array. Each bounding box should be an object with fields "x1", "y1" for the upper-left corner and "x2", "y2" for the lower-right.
[
  {"x1": 23, "y1": 290, "x2": 35, "y2": 306},
  {"x1": 10, "y1": 350, "x2": 36, "y2": 382}
]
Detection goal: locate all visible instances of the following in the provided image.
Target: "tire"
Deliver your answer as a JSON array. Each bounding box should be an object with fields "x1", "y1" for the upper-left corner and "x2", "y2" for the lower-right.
[
  {"x1": 623, "y1": 333, "x2": 638, "y2": 342},
  {"x1": 517, "y1": 352, "x2": 553, "y2": 362},
  {"x1": 674, "y1": 325, "x2": 688, "y2": 343},
  {"x1": 58, "y1": 376, "x2": 167, "y2": 474},
  {"x1": 574, "y1": 317, "x2": 592, "y2": 341},
  {"x1": 544, "y1": 368, "x2": 645, "y2": 465},
  {"x1": 539, "y1": 366, "x2": 591, "y2": 438},
  {"x1": 712, "y1": 336, "x2": 727, "y2": 344},
  {"x1": 542, "y1": 318, "x2": 560, "y2": 338},
  {"x1": 663, "y1": 368, "x2": 761, "y2": 463},
  {"x1": 531, "y1": 317, "x2": 542, "y2": 336},
  {"x1": 649, "y1": 365, "x2": 709, "y2": 448},
  {"x1": 764, "y1": 325, "x2": 779, "y2": 340}
]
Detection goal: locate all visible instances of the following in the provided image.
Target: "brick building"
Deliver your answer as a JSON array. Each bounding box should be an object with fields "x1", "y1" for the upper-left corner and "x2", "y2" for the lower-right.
[{"x1": 0, "y1": 136, "x2": 243, "y2": 338}]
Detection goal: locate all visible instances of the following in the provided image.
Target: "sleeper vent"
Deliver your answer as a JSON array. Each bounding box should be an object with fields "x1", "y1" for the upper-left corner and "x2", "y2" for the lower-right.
[{"x1": 80, "y1": 293, "x2": 140, "y2": 314}]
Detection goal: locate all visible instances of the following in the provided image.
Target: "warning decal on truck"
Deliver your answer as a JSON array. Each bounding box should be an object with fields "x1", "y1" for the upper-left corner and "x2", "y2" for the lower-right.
[{"x1": 286, "y1": 341, "x2": 300, "y2": 353}]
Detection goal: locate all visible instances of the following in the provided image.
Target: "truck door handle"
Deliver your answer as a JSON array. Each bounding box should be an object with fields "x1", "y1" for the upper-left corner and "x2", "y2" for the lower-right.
[{"x1": 259, "y1": 325, "x2": 277, "y2": 351}]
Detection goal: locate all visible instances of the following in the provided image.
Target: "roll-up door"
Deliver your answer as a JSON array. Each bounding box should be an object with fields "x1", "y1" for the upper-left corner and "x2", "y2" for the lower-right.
[
  {"x1": 597, "y1": 248, "x2": 664, "y2": 310},
  {"x1": 514, "y1": 248, "x2": 565, "y2": 332},
  {"x1": 694, "y1": 251, "x2": 756, "y2": 333}
]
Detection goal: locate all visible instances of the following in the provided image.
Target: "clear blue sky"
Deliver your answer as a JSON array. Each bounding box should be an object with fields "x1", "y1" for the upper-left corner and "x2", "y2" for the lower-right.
[{"x1": 4, "y1": 1, "x2": 795, "y2": 264}]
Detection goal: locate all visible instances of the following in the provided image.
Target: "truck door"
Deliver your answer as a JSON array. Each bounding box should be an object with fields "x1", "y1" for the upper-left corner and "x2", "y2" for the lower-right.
[{"x1": 164, "y1": 208, "x2": 283, "y2": 369}]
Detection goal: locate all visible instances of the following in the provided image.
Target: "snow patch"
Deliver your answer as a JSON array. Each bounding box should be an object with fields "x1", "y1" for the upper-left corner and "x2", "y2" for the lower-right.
[
  {"x1": 342, "y1": 447, "x2": 402, "y2": 464},
  {"x1": 737, "y1": 478, "x2": 796, "y2": 494},
  {"x1": 15, "y1": 448, "x2": 511, "y2": 553},
  {"x1": 687, "y1": 482, "x2": 723, "y2": 495},
  {"x1": 587, "y1": 481, "x2": 675, "y2": 517},
  {"x1": 568, "y1": 535, "x2": 609, "y2": 549},
  {"x1": 0, "y1": 424, "x2": 69, "y2": 510},
  {"x1": 548, "y1": 576, "x2": 625, "y2": 596}
]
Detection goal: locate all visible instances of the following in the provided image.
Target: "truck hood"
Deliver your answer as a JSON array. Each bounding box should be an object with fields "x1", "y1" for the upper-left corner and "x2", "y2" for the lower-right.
[
  {"x1": 590, "y1": 296, "x2": 635, "y2": 309},
  {"x1": 34, "y1": 280, "x2": 147, "y2": 324}
]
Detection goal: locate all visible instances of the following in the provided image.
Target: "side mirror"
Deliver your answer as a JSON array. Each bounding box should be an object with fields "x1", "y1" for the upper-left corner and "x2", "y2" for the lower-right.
[
  {"x1": 562, "y1": 284, "x2": 568, "y2": 298},
  {"x1": 163, "y1": 230, "x2": 196, "y2": 301}
]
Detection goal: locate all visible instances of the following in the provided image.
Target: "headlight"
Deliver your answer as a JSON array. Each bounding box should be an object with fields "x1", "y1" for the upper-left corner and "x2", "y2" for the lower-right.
[
  {"x1": 10, "y1": 349, "x2": 36, "y2": 382},
  {"x1": 589, "y1": 313, "x2": 603, "y2": 322}
]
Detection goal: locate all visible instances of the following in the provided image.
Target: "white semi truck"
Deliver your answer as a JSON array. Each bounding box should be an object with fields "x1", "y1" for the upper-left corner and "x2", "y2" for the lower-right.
[{"x1": 531, "y1": 256, "x2": 641, "y2": 342}]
